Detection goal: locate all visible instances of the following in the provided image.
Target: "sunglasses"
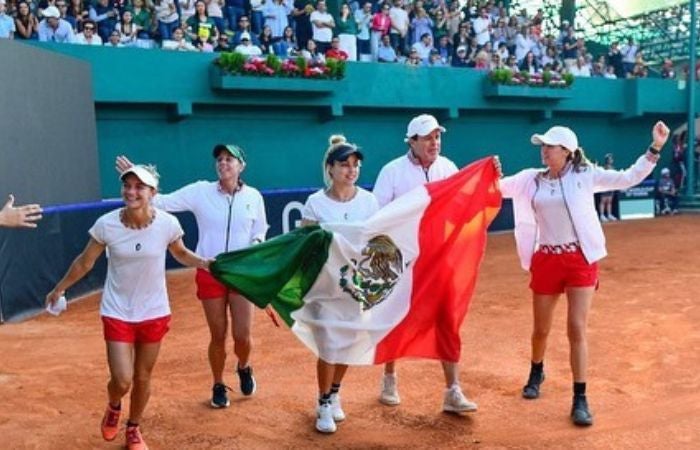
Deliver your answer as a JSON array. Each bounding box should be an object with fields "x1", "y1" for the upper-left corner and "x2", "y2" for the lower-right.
[{"x1": 84, "y1": 26, "x2": 95, "y2": 30}]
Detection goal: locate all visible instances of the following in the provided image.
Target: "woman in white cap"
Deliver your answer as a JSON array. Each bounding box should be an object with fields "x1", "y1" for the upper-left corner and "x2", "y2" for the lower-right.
[
  {"x1": 116, "y1": 145, "x2": 268, "y2": 411},
  {"x1": 46, "y1": 165, "x2": 210, "y2": 450},
  {"x1": 300, "y1": 135, "x2": 379, "y2": 434},
  {"x1": 498, "y1": 121, "x2": 670, "y2": 426}
]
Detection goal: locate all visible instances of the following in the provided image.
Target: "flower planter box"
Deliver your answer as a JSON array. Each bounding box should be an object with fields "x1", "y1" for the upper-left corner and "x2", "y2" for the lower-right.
[
  {"x1": 210, "y1": 66, "x2": 337, "y2": 94},
  {"x1": 483, "y1": 80, "x2": 572, "y2": 100}
]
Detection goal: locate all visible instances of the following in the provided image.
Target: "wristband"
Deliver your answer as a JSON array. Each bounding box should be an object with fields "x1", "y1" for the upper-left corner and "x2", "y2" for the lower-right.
[{"x1": 648, "y1": 146, "x2": 661, "y2": 155}]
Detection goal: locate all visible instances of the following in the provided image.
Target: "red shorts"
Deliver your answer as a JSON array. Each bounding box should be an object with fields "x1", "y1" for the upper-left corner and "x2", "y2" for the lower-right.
[
  {"x1": 195, "y1": 268, "x2": 237, "y2": 300},
  {"x1": 529, "y1": 248, "x2": 599, "y2": 295},
  {"x1": 102, "y1": 315, "x2": 171, "y2": 343}
]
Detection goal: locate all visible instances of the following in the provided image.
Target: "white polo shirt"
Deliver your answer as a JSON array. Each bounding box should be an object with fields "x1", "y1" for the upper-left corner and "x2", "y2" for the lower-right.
[
  {"x1": 310, "y1": 10, "x2": 333, "y2": 43},
  {"x1": 302, "y1": 187, "x2": 379, "y2": 223},
  {"x1": 152, "y1": 181, "x2": 268, "y2": 258},
  {"x1": 90, "y1": 208, "x2": 183, "y2": 322},
  {"x1": 372, "y1": 154, "x2": 459, "y2": 207}
]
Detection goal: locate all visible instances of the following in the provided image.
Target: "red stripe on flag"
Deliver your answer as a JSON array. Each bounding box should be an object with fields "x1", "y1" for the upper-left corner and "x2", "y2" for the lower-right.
[{"x1": 374, "y1": 157, "x2": 502, "y2": 364}]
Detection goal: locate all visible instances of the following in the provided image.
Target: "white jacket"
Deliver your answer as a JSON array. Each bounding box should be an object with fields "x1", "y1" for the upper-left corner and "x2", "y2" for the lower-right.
[{"x1": 499, "y1": 154, "x2": 656, "y2": 270}]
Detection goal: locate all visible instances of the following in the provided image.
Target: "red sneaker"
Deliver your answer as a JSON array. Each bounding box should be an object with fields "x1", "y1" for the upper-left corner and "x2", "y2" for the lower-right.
[
  {"x1": 100, "y1": 404, "x2": 121, "y2": 441},
  {"x1": 126, "y1": 424, "x2": 149, "y2": 450}
]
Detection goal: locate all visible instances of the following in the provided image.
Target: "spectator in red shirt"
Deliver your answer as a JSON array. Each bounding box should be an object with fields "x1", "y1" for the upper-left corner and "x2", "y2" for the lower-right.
[{"x1": 326, "y1": 36, "x2": 348, "y2": 60}]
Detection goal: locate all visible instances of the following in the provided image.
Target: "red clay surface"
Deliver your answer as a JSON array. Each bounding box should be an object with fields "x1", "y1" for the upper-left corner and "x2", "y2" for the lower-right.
[{"x1": 1, "y1": 216, "x2": 699, "y2": 449}]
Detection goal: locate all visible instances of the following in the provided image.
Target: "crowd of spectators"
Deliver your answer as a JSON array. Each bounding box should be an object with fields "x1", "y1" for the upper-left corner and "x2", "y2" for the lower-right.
[{"x1": 0, "y1": 0, "x2": 680, "y2": 77}]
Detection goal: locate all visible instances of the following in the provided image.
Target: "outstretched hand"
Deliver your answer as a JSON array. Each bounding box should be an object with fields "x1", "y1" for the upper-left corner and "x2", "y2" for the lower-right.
[
  {"x1": 115, "y1": 155, "x2": 134, "y2": 175},
  {"x1": 0, "y1": 194, "x2": 42, "y2": 228},
  {"x1": 652, "y1": 121, "x2": 670, "y2": 149}
]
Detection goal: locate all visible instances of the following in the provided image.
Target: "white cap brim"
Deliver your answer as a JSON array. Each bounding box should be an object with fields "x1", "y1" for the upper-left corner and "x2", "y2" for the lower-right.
[{"x1": 120, "y1": 166, "x2": 158, "y2": 189}]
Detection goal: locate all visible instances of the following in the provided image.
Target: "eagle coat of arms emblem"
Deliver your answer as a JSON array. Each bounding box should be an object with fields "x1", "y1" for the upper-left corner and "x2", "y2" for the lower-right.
[{"x1": 339, "y1": 235, "x2": 404, "y2": 310}]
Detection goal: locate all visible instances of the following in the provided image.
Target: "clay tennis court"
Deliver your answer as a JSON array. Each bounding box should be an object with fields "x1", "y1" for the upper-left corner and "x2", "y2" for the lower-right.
[{"x1": 1, "y1": 216, "x2": 698, "y2": 449}]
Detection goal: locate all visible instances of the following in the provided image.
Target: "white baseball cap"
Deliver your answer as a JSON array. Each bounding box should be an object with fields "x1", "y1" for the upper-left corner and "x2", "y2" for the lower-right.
[
  {"x1": 531, "y1": 126, "x2": 579, "y2": 151},
  {"x1": 661, "y1": 167, "x2": 670, "y2": 175},
  {"x1": 43, "y1": 5, "x2": 60, "y2": 18},
  {"x1": 120, "y1": 165, "x2": 159, "y2": 189},
  {"x1": 405, "y1": 114, "x2": 446, "y2": 142}
]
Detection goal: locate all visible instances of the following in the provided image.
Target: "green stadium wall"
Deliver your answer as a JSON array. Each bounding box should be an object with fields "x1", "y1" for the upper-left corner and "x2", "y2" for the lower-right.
[{"x1": 25, "y1": 42, "x2": 692, "y2": 198}]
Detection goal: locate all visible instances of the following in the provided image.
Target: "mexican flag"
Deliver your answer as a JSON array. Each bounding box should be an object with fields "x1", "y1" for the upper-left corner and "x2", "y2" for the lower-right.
[{"x1": 211, "y1": 157, "x2": 501, "y2": 365}]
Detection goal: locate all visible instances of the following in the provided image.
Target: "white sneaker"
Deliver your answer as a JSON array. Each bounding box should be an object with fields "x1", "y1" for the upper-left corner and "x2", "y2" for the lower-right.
[
  {"x1": 330, "y1": 393, "x2": 345, "y2": 422},
  {"x1": 606, "y1": 214, "x2": 617, "y2": 221},
  {"x1": 443, "y1": 385, "x2": 478, "y2": 413},
  {"x1": 599, "y1": 214, "x2": 608, "y2": 222},
  {"x1": 379, "y1": 374, "x2": 401, "y2": 406},
  {"x1": 315, "y1": 403, "x2": 337, "y2": 433}
]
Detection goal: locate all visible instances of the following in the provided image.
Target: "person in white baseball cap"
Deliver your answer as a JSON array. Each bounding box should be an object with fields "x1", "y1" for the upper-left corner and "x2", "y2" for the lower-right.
[
  {"x1": 116, "y1": 144, "x2": 268, "y2": 412},
  {"x1": 37, "y1": 4, "x2": 75, "y2": 43},
  {"x1": 404, "y1": 113, "x2": 446, "y2": 143},
  {"x1": 373, "y1": 114, "x2": 481, "y2": 414},
  {"x1": 120, "y1": 164, "x2": 159, "y2": 190},
  {"x1": 530, "y1": 125, "x2": 579, "y2": 152},
  {"x1": 498, "y1": 120, "x2": 671, "y2": 427},
  {"x1": 47, "y1": 162, "x2": 209, "y2": 450}
]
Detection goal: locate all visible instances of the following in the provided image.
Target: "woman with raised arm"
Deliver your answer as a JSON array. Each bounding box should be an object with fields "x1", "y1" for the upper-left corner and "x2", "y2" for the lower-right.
[{"x1": 498, "y1": 121, "x2": 670, "y2": 426}]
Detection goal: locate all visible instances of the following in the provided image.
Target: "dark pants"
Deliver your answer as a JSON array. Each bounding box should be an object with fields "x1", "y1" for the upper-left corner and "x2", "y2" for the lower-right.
[
  {"x1": 389, "y1": 33, "x2": 406, "y2": 56},
  {"x1": 316, "y1": 40, "x2": 331, "y2": 54}
]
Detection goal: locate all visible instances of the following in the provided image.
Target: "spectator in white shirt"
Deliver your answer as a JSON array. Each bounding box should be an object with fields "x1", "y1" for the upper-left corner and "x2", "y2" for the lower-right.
[
  {"x1": 569, "y1": 55, "x2": 591, "y2": 77},
  {"x1": 389, "y1": 0, "x2": 408, "y2": 56},
  {"x1": 38, "y1": 5, "x2": 75, "y2": 42},
  {"x1": 310, "y1": 0, "x2": 334, "y2": 53},
  {"x1": 471, "y1": 7, "x2": 491, "y2": 47},
  {"x1": 74, "y1": 19, "x2": 103, "y2": 45},
  {"x1": 162, "y1": 26, "x2": 198, "y2": 51},
  {"x1": 411, "y1": 32, "x2": 433, "y2": 64},
  {"x1": 234, "y1": 31, "x2": 263, "y2": 57}
]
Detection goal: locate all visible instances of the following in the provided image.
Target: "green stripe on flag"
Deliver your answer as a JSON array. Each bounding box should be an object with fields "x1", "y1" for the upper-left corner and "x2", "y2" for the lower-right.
[{"x1": 210, "y1": 225, "x2": 333, "y2": 327}]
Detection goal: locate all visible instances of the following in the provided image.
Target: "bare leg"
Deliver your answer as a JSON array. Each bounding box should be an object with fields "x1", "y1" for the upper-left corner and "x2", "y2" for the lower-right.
[
  {"x1": 201, "y1": 297, "x2": 229, "y2": 383},
  {"x1": 531, "y1": 294, "x2": 560, "y2": 363},
  {"x1": 332, "y1": 364, "x2": 348, "y2": 385},
  {"x1": 441, "y1": 361, "x2": 459, "y2": 387},
  {"x1": 317, "y1": 359, "x2": 335, "y2": 394},
  {"x1": 229, "y1": 293, "x2": 253, "y2": 368},
  {"x1": 566, "y1": 287, "x2": 595, "y2": 382},
  {"x1": 128, "y1": 342, "x2": 162, "y2": 424},
  {"x1": 384, "y1": 361, "x2": 395, "y2": 375},
  {"x1": 105, "y1": 341, "x2": 134, "y2": 407}
]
